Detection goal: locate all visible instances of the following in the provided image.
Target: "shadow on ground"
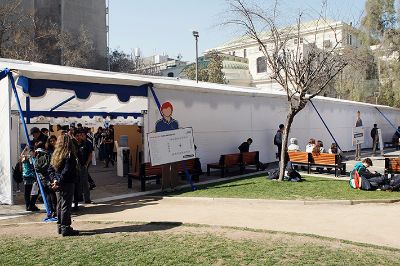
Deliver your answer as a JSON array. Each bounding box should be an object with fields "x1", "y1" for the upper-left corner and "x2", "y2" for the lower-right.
[
  {"x1": 79, "y1": 221, "x2": 183, "y2": 236},
  {"x1": 74, "y1": 196, "x2": 163, "y2": 217}
]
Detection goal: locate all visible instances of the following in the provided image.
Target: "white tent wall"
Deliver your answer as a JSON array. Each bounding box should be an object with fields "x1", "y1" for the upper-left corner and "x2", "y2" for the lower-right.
[
  {"x1": 148, "y1": 87, "x2": 400, "y2": 168},
  {"x1": 0, "y1": 78, "x2": 13, "y2": 204}
]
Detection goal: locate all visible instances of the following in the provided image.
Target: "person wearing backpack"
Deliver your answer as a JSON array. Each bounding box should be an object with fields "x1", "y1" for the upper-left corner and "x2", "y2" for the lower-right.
[
  {"x1": 20, "y1": 147, "x2": 40, "y2": 212},
  {"x1": 350, "y1": 158, "x2": 387, "y2": 190},
  {"x1": 35, "y1": 147, "x2": 57, "y2": 218},
  {"x1": 274, "y1": 124, "x2": 284, "y2": 160}
]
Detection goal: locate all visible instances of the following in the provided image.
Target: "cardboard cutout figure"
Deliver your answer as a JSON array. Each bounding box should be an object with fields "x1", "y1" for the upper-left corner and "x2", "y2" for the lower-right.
[
  {"x1": 155, "y1": 102, "x2": 179, "y2": 132},
  {"x1": 154, "y1": 101, "x2": 180, "y2": 191}
]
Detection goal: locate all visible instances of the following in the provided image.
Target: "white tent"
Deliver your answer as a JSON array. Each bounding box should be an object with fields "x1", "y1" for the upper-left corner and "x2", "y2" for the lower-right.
[{"x1": 1, "y1": 58, "x2": 400, "y2": 204}]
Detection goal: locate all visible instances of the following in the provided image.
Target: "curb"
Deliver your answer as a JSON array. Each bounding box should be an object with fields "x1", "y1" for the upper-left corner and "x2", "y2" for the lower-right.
[{"x1": 148, "y1": 196, "x2": 400, "y2": 206}]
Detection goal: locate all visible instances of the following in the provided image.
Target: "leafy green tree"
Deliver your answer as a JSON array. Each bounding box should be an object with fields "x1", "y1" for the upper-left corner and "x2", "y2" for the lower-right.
[
  {"x1": 361, "y1": 0, "x2": 400, "y2": 107},
  {"x1": 206, "y1": 51, "x2": 226, "y2": 84},
  {"x1": 183, "y1": 51, "x2": 226, "y2": 84},
  {"x1": 183, "y1": 63, "x2": 209, "y2": 82},
  {"x1": 109, "y1": 49, "x2": 136, "y2": 73}
]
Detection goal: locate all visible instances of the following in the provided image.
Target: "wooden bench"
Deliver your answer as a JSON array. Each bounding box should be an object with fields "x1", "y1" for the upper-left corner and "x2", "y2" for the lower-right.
[
  {"x1": 128, "y1": 163, "x2": 162, "y2": 191},
  {"x1": 288, "y1": 151, "x2": 346, "y2": 176},
  {"x1": 384, "y1": 141, "x2": 400, "y2": 150},
  {"x1": 310, "y1": 153, "x2": 346, "y2": 177},
  {"x1": 288, "y1": 151, "x2": 310, "y2": 173},
  {"x1": 176, "y1": 159, "x2": 202, "y2": 182},
  {"x1": 385, "y1": 158, "x2": 400, "y2": 177},
  {"x1": 241, "y1": 151, "x2": 260, "y2": 171},
  {"x1": 207, "y1": 153, "x2": 242, "y2": 178}
]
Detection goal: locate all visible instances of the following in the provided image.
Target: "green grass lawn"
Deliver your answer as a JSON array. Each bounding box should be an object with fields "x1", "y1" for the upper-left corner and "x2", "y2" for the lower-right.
[
  {"x1": 1, "y1": 225, "x2": 400, "y2": 266},
  {"x1": 170, "y1": 175, "x2": 400, "y2": 200}
]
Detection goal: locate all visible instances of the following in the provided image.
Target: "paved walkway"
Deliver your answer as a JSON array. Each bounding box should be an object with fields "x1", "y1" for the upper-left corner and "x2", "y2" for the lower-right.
[{"x1": 71, "y1": 196, "x2": 400, "y2": 249}]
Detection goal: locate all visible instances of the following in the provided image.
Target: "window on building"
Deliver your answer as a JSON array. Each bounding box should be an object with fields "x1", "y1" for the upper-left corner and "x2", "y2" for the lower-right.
[
  {"x1": 167, "y1": 72, "x2": 174, "y2": 77},
  {"x1": 243, "y1": 49, "x2": 247, "y2": 58},
  {"x1": 256, "y1": 56, "x2": 267, "y2": 73},
  {"x1": 300, "y1": 37, "x2": 304, "y2": 44},
  {"x1": 347, "y1": 34, "x2": 352, "y2": 46},
  {"x1": 294, "y1": 38, "x2": 298, "y2": 45}
]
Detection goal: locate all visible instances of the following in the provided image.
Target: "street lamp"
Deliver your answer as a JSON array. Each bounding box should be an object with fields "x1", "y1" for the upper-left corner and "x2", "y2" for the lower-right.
[{"x1": 192, "y1": 30, "x2": 199, "y2": 83}]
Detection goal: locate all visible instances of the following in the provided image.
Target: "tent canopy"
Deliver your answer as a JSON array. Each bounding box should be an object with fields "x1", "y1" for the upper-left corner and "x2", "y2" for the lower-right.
[{"x1": 1, "y1": 58, "x2": 398, "y2": 116}]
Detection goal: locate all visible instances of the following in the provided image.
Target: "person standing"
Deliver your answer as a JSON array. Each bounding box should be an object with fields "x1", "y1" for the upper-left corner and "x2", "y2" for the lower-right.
[
  {"x1": 49, "y1": 135, "x2": 79, "y2": 236},
  {"x1": 30, "y1": 127, "x2": 48, "y2": 149},
  {"x1": 355, "y1": 111, "x2": 363, "y2": 160},
  {"x1": 370, "y1": 124, "x2": 379, "y2": 155},
  {"x1": 20, "y1": 147, "x2": 39, "y2": 212},
  {"x1": 274, "y1": 124, "x2": 284, "y2": 160},
  {"x1": 104, "y1": 128, "x2": 115, "y2": 168},
  {"x1": 78, "y1": 129, "x2": 93, "y2": 203}
]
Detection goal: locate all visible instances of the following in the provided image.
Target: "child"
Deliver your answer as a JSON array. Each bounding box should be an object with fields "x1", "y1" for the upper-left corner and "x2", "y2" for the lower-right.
[{"x1": 20, "y1": 147, "x2": 39, "y2": 211}]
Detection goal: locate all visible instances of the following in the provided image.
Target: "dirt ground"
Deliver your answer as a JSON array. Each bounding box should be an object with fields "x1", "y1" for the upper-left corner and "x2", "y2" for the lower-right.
[{"x1": 2, "y1": 196, "x2": 400, "y2": 249}]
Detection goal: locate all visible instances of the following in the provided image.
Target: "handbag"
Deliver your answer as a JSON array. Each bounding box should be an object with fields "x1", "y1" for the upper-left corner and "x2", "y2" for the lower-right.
[{"x1": 30, "y1": 181, "x2": 39, "y2": 196}]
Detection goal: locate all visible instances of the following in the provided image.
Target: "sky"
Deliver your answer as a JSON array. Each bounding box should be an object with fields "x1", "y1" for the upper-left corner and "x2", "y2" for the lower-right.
[{"x1": 109, "y1": 0, "x2": 366, "y2": 63}]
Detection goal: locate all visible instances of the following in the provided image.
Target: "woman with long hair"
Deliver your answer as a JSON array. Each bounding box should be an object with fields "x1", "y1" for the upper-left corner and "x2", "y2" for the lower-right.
[{"x1": 48, "y1": 134, "x2": 79, "y2": 236}]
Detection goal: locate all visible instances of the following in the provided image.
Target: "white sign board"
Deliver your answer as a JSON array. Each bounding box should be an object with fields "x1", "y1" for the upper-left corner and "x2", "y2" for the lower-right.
[
  {"x1": 148, "y1": 127, "x2": 195, "y2": 166},
  {"x1": 352, "y1": 127, "x2": 364, "y2": 145}
]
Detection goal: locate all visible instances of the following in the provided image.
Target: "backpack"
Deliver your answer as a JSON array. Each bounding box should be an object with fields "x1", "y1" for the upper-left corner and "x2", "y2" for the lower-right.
[
  {"x1": 268, "y1": 169, "x2": 279, "y2": 179},
  {"x1": 287, "y1": 169, "x2": 302, "y2": 182},
  {"x1": 273, "y1": 132, "x2": 279, "y2": 145},
  {"x1": 12, "y1": 162, "x2": 23, "y2": 184},
  {"x1": 349, "y1": 169, "x2": 372, "y2": 190}
]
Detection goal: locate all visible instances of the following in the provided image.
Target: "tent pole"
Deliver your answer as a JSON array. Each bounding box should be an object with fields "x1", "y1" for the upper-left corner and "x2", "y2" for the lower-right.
[
  {"x1": 375, "y1": 107, "x2": 400, "y2": 135},
  {"x1": 49, "y1": 95, "x2": 75, "y2": 112},
  {"x1": 309, "y1": 100, "x2": 343, "y2": 152},
  {"x1": 6, "y1": 72, "x2": 53, "y2": 221}
]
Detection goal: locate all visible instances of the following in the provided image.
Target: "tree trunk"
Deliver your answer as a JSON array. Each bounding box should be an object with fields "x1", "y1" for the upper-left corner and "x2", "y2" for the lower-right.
[{"x1": 278, "y1": 110, "x2": 295, "y2": 181}]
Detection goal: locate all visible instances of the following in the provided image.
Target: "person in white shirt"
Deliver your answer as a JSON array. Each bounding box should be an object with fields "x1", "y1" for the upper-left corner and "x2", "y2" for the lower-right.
[
  {"x1": 288, "y1": 138, "x2": 300, "y2": 151},
  {"x1": 305, "y1": 138, "x2": 316, "y2": 153}
]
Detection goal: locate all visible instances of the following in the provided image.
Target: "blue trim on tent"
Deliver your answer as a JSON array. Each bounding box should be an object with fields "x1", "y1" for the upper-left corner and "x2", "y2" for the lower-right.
[
  {"x1": 22, "y1": 111, "x2": 142, "y2": 119},
  {"x1": 25, "y1": 96, "x2": 31, "y2": 123},
  {"x1": 17, "y1": 76, "x2": 150, "y2": 103}
]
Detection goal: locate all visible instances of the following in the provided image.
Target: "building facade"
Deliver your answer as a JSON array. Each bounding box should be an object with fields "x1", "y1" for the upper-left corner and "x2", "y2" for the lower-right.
[
  {"x1": 21, "y1": 0, "x2": 107, "y2": 66},
  {"x1": 210, "y1": 19, "x2": 361, "y2": 91}
]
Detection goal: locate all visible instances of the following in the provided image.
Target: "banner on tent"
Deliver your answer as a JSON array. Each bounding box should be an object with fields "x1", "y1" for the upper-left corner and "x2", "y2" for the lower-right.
[
  {"x1": 147, "y1": 127, "x2": 195, "y2": 166},
  {"x1": 352, "y1": 127, "x2": 364, "y2": 145}
]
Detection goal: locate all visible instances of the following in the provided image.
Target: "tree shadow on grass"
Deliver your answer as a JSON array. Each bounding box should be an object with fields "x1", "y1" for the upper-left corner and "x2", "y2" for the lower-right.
[{"x1": 79, "y1": 221, "x2": 183, "y2": 236}]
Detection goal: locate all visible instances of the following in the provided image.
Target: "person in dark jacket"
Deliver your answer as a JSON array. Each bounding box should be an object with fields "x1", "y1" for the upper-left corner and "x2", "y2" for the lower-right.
[
  {"x1": 30, "y1": 127, "x2": 48, "y2": 149},
  {"x1": 238, "y1": 138, "x2": 252, "y2": 153},
  {"x1": 34, "y1": 147, "x2": 57, "y2": 218},
  {"x1": 48, "y1": 134, "x2": 79, "y2": 236},
  {"x1": 370, "y1": 124, "x2": 379, "y2": 155},
  {"x1": 274, "y1": 124, "x2": 285, "y2": 160}
]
